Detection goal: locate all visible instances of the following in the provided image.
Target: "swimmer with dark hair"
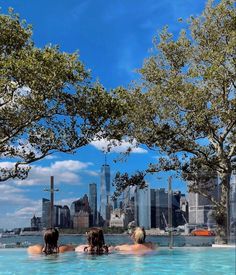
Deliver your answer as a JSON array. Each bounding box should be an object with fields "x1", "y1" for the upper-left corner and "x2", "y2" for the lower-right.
[
  {"x1": 27, "y1": 228, "x2": 74, "y2": 255},
  {"x1": 75, "y1": 228, "x2": 108, "y2": 254}
]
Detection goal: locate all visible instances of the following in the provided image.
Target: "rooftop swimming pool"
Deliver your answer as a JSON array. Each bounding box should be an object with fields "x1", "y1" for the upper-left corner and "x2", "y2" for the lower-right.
[
  {"x1": 0, "y1": 234, "x2": 217, "y2": 247},
  {"x1": 0, "y1": 247, "x2": 235, "y2": 275}
]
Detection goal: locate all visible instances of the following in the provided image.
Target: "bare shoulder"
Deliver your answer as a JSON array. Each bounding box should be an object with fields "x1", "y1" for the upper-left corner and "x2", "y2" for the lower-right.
[
  {"x1": 114, "y1": 244, "x2": 132, "y2": 251},
  {"x1": 27, "y1": 244, "x2": 43, "y2": 254},
  {"x1": 75, "y1": 244, "x2": 87, "y2": 252},
  {"x1": 59, "y1": 245, "x2": 75, "y2": 253}
]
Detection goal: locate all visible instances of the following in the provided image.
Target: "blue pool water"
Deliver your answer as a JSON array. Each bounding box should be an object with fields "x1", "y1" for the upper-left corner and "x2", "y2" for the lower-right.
[{"x1": 0, "y1": 247, "x2": 235, "y2": 275}]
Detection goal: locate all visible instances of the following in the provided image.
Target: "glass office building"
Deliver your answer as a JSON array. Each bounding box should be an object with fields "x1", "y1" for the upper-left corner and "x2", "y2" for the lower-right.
[
  {"x1": 100, "y1": 164, "x2": 110, "y2": 224},
  {"x1": 89, "y1": 183, "x2": 97, "y2": 226}
]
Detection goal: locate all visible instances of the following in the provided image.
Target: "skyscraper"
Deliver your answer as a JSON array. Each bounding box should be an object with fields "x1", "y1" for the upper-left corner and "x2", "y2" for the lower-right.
[
  {"x1": 42, "y1": 198, "x2": 50, "y2": 228},
  {"x1": 100, "y1": 164, "x2": 110, "y2": 225},
  {"x1": 151, "y1": 188, "x2": 185, "y2": 229},
  {"x1": 59, "y1": 205, "x2": 70, "y2": 228},
  {"x1": 188, "y1": 177, "x2": 219, "y2": 227},
  {"x1": 155, "y1": 188, "x2": 168, "y2": 230},
  {"x1": 70, "y1": 195, "x2": 91, "y2": 228},
  {"x1": 150, "y1": 189, "x2": 157, "y2": 228},
  {"x1": 53, "y1": 205, "x2": 62, "y2": 227},
  {"x1": 134, "y1": 186, "x2": 151, "y2": 229},
  {"x1": 89, "y1": 183, "x2": 97, "y2": 226}
]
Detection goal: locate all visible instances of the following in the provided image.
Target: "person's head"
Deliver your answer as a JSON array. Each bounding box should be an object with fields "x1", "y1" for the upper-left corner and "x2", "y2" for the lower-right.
[
  {"x1": 132, "y1": 227, "x2": 146, "y2": 244},
  {"x1": 43, "y1": 228, "x2": 59, "y2": 255},
  {"x1": 87, "y1": 228, "x2": 105, "y2": 248}
]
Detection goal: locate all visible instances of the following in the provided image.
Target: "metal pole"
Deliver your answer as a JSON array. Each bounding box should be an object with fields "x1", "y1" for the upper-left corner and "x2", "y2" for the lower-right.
[
  {"x1": 168, "y1": 176, "x2": 173, "y2": 249},
  {"x1": 50, "y1": 176, "x2": 54, "y2": 228},
  {"x1": 44, "y1": 176, "x2": 59, "y2": 229}
]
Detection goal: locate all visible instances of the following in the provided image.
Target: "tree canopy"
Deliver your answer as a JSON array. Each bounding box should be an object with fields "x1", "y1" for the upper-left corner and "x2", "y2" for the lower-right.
[
  {"x1": 112, "y1": 0, "x2": 236, "y2": 235},
  {"x1": 0, "y1": 9, "x2": 120, "y2": 181}
]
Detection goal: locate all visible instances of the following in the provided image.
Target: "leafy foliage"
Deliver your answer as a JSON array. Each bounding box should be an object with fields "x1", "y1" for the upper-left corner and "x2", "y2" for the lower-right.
[
  {"x1": 0, "y1": 9, "x2": 120, "y2": 181},
  {"x1": 112, "y1": 171, "x2": 147, "y2": 199},
  {"x1": 112, "y1": 0, "x2": 236, "y2": 234}
]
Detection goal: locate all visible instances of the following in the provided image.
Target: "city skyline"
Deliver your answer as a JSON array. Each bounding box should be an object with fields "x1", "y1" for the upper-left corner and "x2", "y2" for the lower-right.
[
  {"x1": 3, "y1": 171, "x2": 236, "y2": 231},
  {"x1": 0, "y1": 0, "x2": 208, "y2": 229},
  {"x1": 32, "y1": 182, "x2": 189, "y2": 232}
]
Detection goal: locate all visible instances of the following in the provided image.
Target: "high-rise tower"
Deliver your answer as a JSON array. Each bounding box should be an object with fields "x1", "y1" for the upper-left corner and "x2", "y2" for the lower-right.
[
  {"x1": 100, "y1": 160, "x2": 111, "y2": 225},
  {"x1": 134, "y1": 186, "x2": 151, "y2": 229},
  {"x1": 89, "y1": 183, "x2": 97, "y2": 226},
  {"x1": 42, "y1": 198, "x2": 50, "y2": 228}
]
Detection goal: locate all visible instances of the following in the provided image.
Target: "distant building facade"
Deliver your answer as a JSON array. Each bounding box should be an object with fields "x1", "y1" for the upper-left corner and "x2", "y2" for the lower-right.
[
  {"x1": 188, "y1": 177, "x2": 219, "y2": 227},
  {"x1": 134, "y1": 186, "x2": 151, "y2": 229},
  {"x1": 73, "y1": 211, "x2": 89, "y2": 229},
  {"x1": 42, "y1": 198, "x2": 50, "y2": 228},
  {"x1": 70, "y1": 195, "x2": 91, "y2": 228},
  {"x1": 59, "y1": 205, "x2": 70, "y2": 228},
  {"x1": 100, "y1": 164, "x2": 111, "y2": 225},
  {"x1": 180, "y1": 194, "x2": 189, "y2": 222},
  {"x1": 150, "y1": 188, "x2": 187, "y2": 230},
  {"x1": 31, "y1": 215, "x2": 41, "y2": 230},
  {"x1": 155, "y1": 188, "x2": 169, "y2": 230},
  {"x1": 89, "y1": 183, "x2": 97, "y2": 226},
  {"x1": 53, "y1": 205, "x2": 62, "y2": 227}
]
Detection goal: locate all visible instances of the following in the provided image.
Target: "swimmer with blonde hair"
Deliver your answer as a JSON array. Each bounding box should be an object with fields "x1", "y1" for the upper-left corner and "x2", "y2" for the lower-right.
[{"x1": 114, "y1": 227, "x2": 155, "y2": 253}]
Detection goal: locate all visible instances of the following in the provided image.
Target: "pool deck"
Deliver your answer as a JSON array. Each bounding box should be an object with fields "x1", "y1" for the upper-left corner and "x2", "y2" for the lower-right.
[{"x1": 212, "y1": 244, "x2": 236, "y2": 248}]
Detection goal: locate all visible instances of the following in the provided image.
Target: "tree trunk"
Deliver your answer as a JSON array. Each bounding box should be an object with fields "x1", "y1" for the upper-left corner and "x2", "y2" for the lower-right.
[{"x1": 214, "y1": 173, "x2": 231, "y2": 244}]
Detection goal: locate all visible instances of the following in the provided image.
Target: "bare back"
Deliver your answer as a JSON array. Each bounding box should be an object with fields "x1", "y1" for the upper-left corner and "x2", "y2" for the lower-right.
[
  {"x1": 115, "y1": 242, "x2": 155, "y2": 253},
  {"x1": 27, "y1": 245, "x2": 43, "y2": 254},
  {"x1": 27, "y1": 244, "x2": 74, "y2": 254}
]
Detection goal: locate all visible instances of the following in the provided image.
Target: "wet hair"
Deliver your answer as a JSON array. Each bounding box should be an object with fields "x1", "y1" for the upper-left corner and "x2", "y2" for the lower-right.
[
  {"x1": 42, "y1": 228, "x2": 59, "y2": 255},
  {"x1": 133, "y1": 227, "x2": 146, "y2": 244},
  {"x1": 84, "y1": 228, "x2": 108, "y2": 254}
]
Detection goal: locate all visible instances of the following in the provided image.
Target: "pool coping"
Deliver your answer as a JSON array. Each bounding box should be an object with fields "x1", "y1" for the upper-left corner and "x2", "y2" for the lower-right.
[{"x1": 212, "y1": 244, "x2": 236, "y2": 248}]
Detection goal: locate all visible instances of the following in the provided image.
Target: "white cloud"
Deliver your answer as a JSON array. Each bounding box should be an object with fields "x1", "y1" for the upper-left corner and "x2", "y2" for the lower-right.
[
  {"x1": 7, "y1": 202, "x2": 41, "y2": 218},
  {"x1": 2, "y1": 203, "x2": 41, "y2": 229},
  {"x1": 0, "y1": 159, "x2": 98, "y2": 187},
  {"x1": 0, "y1": 184, "x2": 31, "y2": 205},
  {"x1": 0, "y1": 184, "x2": 40, "y2": 228},
  {"x1": 44, "y1": 155, "x2": 58, "y2": 160},
  {"x1": 90, "y1": 137, "x2": 148, "y2": 154},
  {"x1": 11, "y1": 160, "x2": 95, "y2": 187},
  {"x1": 84, "y1": 170, "x2": 99, "y2": 177},
  {"x1": 51, "y1": 160, "x2": 92, "y2": 171},
  {"x1": 55, "y1": 197, "x2": 78, "y2": 207}
]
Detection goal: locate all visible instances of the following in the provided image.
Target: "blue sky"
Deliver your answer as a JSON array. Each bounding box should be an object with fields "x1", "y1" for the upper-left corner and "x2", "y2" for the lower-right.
[{"x1": 0, "y1": 0, "x2": 207, "y2": 229}]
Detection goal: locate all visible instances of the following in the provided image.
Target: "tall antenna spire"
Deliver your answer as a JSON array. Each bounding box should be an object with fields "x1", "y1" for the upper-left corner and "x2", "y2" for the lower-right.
[{"x1": 44, "y1": 176, "x2": 59, "y2": 228}]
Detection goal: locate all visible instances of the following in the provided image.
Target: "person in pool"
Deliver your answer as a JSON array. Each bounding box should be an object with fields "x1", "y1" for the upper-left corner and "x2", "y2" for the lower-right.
[
  {"x1": 114, "y1": 227, "x2": 156, "y2": 253},
  {"x1": 27, "y1": 228, "x2": 74, "y2": 255},
  {"x1": 75, "y1": 228, "x2": 109, "y2": 254}
]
